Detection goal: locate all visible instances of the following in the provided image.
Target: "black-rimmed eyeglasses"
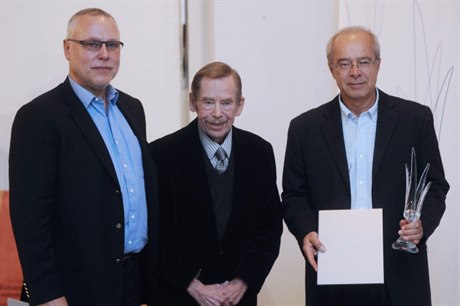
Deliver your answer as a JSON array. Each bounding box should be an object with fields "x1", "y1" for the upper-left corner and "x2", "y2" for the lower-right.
[{"x1": 67, "y1": 39, "x2": 124, "y2": 52}]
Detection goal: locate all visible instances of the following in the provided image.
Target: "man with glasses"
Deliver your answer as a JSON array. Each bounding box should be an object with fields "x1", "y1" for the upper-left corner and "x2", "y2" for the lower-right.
[
  {"x1": 150, "y1": 62, "x2": 282, "y2": 306},
  {"x1": 282, "y1": 26, "x2": 449, "y2": 306},
  {"x1": 9, "y1": 8, "x2": 158, "y2": 306}
]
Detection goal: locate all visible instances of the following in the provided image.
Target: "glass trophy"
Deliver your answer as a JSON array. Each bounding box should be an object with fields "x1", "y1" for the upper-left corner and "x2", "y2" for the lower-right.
[{"x1": 392, "y1": 147, "x2": 431, "y2": 253}]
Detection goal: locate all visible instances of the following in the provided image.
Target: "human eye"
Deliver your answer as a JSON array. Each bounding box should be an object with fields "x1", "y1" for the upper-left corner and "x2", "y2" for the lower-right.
[
  {"x1": 83, "y1": 40, "x2": 102, "y2": 50},
  {"x1": 358, "y1": 58, "x2": 371, "y2": 66},
  {"x1": 106, "y1": 41, "x2": 120, "y2": 50},
  {"x1": 201, "y1": 99, "x2": 214, "y2": 109},
  {"x1": 221, "y1": 100, "x2": 234, "y2": 109},
  {"x1": 337, "y1": 61, "x2": 351, "y2": 69}
]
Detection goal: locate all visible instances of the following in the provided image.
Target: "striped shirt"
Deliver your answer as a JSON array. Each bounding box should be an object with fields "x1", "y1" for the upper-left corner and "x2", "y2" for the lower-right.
[{"x1": 198, "y1": 126, "x2": 233, "y2": 169}]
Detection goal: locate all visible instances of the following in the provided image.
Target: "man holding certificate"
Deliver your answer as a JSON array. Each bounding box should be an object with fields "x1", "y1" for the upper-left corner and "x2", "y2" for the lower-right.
[{"x1": 282, "y1": 26, "x2": 449, "y2": 306}]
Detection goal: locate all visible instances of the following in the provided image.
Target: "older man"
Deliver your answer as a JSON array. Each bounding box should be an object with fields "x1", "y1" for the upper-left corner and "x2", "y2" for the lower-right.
[
  {"x1": 282, "y1": 26, "x2": 449, "y2": 306},
  {"x1": 150, "y1": 62, "x2": 282, "y2": 306}
]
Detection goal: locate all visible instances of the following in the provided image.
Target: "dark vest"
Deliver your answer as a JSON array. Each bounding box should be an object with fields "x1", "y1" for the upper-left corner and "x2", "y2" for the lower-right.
[{"x1": 204, "y1": 151, "x2": 234, "y2": 243}]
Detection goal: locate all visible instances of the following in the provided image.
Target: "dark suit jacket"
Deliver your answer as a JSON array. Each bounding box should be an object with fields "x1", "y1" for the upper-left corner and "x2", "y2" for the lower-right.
[
  {"x1": 149, "y1": 119, "x2": 282, "y2": 306},
  {"x1": 9, "y1": 78, "x2": 158, "y2": 306},
  {"x1": 282, "y1": 90, "x2": 449, "y2": 306}
]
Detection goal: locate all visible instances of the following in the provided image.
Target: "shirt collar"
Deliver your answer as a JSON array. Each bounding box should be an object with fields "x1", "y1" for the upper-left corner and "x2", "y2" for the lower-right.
[
  {"x1": 339, "y1": 88, "x2": 379, "y2": 121},
  {"x1": 68, "y1": 76, "x2": 119, "y2": 109},
  {"x1": 198, "y1": 124, "x2": 233, "y2": 160}
]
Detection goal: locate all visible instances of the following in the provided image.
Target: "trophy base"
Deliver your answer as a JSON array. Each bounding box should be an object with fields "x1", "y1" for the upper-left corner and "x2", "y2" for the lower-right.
[{"x1": 392, "y1": 238, "x2": 419, "y2": 253}]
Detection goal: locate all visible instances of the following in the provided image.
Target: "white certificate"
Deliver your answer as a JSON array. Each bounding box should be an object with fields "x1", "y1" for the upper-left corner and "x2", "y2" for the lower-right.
[{"x1": 317, "y1": 208, "x2": 384, "y2": 285}]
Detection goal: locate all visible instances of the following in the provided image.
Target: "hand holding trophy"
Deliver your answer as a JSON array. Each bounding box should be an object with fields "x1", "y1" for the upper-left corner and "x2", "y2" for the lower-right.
[{"x1": 392, "y1": 147, "x2": 432, "y2": 253}]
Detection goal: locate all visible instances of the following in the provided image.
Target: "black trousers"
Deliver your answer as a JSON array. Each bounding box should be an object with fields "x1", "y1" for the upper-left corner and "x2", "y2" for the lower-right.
[
  {"x1": 308, "y1": 283, "x2": 393, "y2": 306},
  {"x1": 122, "y1": 253, "x2": 142, "y2": 306}
]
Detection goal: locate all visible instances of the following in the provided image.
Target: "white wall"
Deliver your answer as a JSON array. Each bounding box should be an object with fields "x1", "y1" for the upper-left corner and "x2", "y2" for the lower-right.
[{"x1": 1, "y1": 1, "x2": 458, "y2": 306}]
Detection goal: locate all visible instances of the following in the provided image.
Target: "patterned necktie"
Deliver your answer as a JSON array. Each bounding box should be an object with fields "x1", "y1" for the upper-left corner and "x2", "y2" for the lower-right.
[{"x1": 214, "y1": 147, "x2": 227, "y2": 174}]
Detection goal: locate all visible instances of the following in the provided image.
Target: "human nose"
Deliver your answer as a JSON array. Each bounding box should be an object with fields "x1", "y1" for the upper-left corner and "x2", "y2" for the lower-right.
[
  {"x1": 212, "y1": 103, "x2": 222, "y2": 117},
  {"x1": 349, "y1": 63, "x2": 361, "y2": 76},
  {"x1": 97, "y1": 44, "x2": 109, "y2": 59}
]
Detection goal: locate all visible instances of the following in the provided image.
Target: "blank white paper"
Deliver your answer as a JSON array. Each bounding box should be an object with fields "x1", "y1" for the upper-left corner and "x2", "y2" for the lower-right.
[{"x1": 317, "y1": 208, "x2": 384, "y2": 285}]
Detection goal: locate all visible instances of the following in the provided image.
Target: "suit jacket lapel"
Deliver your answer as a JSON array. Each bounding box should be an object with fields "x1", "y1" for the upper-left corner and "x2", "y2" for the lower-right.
[
  {"x1": 320, "y1": 98, "x2": 350, "y2": 189},
  {"x1": 63, "y1": 79, "x2": 119, "y2": 186},
  {"x1": 373, "y1": 90, "x2": 399, "y2": 178},
  {"x1": 226, "y1": 128, "x2": 248, "y2": 235},
  {"x1": 180, "y1": 120, "x2": 220, "y2": 241},
  {"x1": 117, "y1": 99, "x2": 152, "y2": 178},
  {"x1": 117, "y1": 100, "x2": 145, "y2": 141}
]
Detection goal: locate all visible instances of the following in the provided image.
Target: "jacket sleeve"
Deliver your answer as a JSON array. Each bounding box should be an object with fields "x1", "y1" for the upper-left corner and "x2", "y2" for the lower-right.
[
  {"x1": 149, "y1": 141, "x2": 205, "y2": 290},
  {"x1": 9, "y1": 103, "x2": 64, "y2": 305},
  {"x1": 417, "y1": 107, "x2": 449, "y2": 241},
  {"x1": 282, "y1": 120, "x2": 318, "y2": 248},
  {"x1": 233, "y1": 142, "x2": 282, "y2": 293}
]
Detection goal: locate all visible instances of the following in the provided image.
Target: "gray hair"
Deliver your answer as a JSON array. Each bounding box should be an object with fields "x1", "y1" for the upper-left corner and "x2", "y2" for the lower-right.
[
  {"x1": 326, "y1": 26, "x2": 380, "y2": 63},
  {"x1": 67, "y1": 8, "x2": 116, "y2": 38}
]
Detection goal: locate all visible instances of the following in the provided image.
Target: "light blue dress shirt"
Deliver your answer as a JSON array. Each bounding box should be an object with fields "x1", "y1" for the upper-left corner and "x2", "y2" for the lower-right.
[
  {"x1": 339, "y1": 90, "x2": 379, "y2": 209},
  {"x1": 69, "y1": 77, "x2": 148, "y2": 254}
]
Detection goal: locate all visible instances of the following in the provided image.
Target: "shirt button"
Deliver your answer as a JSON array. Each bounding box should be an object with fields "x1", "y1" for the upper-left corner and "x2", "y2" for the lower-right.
[
  {"x1": 130, "y1": 189, "x2": 134, "y2": 193},
  {"x1": 123, "y1": 164, "x2": 128, "y2": 168},
  {"x1": 128, "y1": 240, "x2": 132, "y2": 244},
  {"x1": 115, "y1": 223, "x2": 122, "y2": 229}
]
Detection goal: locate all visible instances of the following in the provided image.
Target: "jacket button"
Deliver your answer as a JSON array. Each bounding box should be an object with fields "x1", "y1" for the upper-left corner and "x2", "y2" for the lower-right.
[
  {"x1": 219, "y1": 250, "x2": 225, "y2": 256},
  {"x1": 115, "y1": 189, "x2": 120, "y2": 194},
  {"x1": 115, "y1": 258, "x2": 122, "y2": 264},
  {"x1": 115, "y1": 223, "x2": 122, "y2": 229}
]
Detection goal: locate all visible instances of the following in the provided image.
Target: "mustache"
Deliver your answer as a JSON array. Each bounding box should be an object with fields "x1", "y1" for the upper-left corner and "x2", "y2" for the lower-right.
[{"x1": 207, "y1": 120, "x2": 227, "y2": 125}]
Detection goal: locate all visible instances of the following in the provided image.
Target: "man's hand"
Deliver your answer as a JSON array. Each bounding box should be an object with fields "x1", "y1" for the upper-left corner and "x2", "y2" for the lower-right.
[
  {"x1": 221, "y1": 278, "x2": 247, "y2": 306},
  {"x1": 302, "y1": 231, "x2": 325, "y2": 272},
  {"x1": 187, "y1": 278, "x2": 226, "y2": 306},
  {"x1": 38, "y1": 297, "x2": 68, "y2": 306},
  {"x1": 398, "y1": 219, "x2": 423, "y2": 245}
]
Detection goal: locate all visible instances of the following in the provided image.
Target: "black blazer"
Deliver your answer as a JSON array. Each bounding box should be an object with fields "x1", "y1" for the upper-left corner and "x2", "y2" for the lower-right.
[
  {"x1": 282, "y1": 90, "x2": 449, "y2": 306},
  {"x1": 150, "y1": 119, "x2": 282, "y2": 306},
  {"x1": 9, "y1": 78, "x2": 158, "y2": 306}
]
